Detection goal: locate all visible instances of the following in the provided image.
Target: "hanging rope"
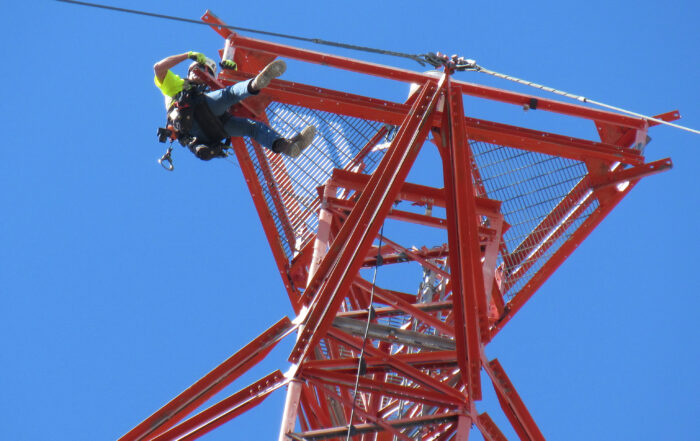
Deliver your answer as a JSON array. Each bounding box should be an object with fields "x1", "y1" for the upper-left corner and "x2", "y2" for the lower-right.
[{"x1": 345, "y1": 223, "x2": 384, "y2": 441}]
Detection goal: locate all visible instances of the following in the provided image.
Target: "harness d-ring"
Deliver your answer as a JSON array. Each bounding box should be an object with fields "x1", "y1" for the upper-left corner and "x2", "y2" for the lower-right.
[{"x1": 158, "y1": 146, "x2": 174, "y2": 171}]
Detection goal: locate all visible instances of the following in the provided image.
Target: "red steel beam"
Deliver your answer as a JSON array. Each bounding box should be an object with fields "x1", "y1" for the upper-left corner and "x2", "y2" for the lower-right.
[
  {"x1": 224, "y1": 33, "x2": 646, "y2": 130},
  {"x1": 455, "y1": 415, "x2": 472, "y2": 441},
  {"x1": 325, "y1": 196, "x2": 448, "y2": 229},
  {"x1": 300, "y1": 80, "x2": 440, "y2": 298},
  {"x1": 373, "y1": 236, "x2": 451, "y2": 282},
  {"x1": 366, "y1": 341, "x2": 393, "y2": 421},
  {"x1": 465, "y1": 116, "x2": 644, "y2": 165},
  {"x1": 590, "y1": 158, "x2": 672, "y2": 190},
  {"x1": 476, "y1": 413, "x2": 509, "y2": 441},
  {"x1": 151, "y1": 371, "x2": 287, "y2": 441},
  {"x1": 504, "y1": 189, "x2": 595, "y2": 303},
  {"x1": 232, "y1": 139, "x2": 303, "y2": 310},
  {"x1": 302, "y1": 368, "x2": 463, "y2": 408},
  {"x1": 119, "y1": 317, "x2": 292, "y2": 441},
  {"x1": 484, "y1": 359, "x2": 545, "y2": 441},
  {"x1": 303, "y1": 350, "x2": 457, "y2": 372},
  {"x1": 331, "y1": 168, "x2": 503, "y2": 216},
  {"x1": 503, "y1": 177, "x2": 592, "y2": 282},
  {"x1": 323, "y1": 328, "x2": 465, "y2": 403},
  {"x1": 299, "y1": 384, "x2": 334, "y2": 430},
  {"x1": 250, "y1": 141, "x2": 297, "y2": 256},
  {"x1": 303, "y1": 379, "x2": 419, "y2": 441},
  {"x1": 353, "y1": 277, "x2": 454, "y2": 336},
  {"x1": 440, "y1": 79, "x2": 487, "y2": 400},
  {"x1": 220, "y1": 70, "x2": 644, "y2": 167},
  {"x1": 336, "y1": 301, "x2": 453, "y2": 321},
  {"x1": 493, "y1": 180, "x2": 639, "y2": 336},
  {"x1": 220, "y1": 69, "x2": 409, "y2": 125},
  {"x1": 290, "y1": 412, "x2": 460, "y2": 440},
  {"x1": 362, "y1": 245, "x2": 450, "y2": 267},
  {"x1": 289, "y1": 78, "x2": 445, "y2": 365},
  {"x1": 345, "y1": 125, "x2": 391, "y2": 174},
  {"x1": 481, "y1": 215, "x2": 505, "y2": 321}
]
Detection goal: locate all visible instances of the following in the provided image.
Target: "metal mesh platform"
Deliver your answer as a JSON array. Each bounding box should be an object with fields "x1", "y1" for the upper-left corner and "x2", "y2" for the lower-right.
[
  {"x1": 243, "y1": 103, "x2": 602, "y2": 308},
  {"x1": 470, "y1": 141, "x2": 597, "y2": 302},
  {"x1": 244, "y1": 102, "x2": 395, "y2": 260}
]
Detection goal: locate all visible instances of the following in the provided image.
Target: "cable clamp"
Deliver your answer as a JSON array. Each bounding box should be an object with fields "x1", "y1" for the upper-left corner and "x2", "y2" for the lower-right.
[{"x1": 422, "y1": 52, "x2": 477, "y2": 71}]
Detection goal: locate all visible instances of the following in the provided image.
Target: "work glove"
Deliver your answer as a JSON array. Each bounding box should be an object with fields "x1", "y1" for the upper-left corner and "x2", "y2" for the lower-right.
[
  {"x1": 220, "y1": 60, "x2": 238, "y2": 71},
  {"x1": 187, "y1": 51, "x2": 207, "y2": 64}
]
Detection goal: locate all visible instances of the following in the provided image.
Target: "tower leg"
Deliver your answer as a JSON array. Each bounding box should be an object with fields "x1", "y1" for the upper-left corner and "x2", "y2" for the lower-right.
[
  {"x1": 455, "y1": 415, "x2": 472, "y2": 441},
  {"x1": 278, "y1": 183, "x2": 337, "y2": 441},
  {"x1": 278, "y1": 379, "x2": 303, "y2": 441}
]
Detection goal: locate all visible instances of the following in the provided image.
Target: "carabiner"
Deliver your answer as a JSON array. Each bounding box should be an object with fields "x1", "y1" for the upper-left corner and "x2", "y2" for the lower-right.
[{"x1": 158, "y1": 146, "x2": 174, "y2": 171}]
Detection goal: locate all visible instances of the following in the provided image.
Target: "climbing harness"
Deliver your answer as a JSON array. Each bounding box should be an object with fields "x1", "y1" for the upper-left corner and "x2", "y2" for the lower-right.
[{"x1": 156, "y1": 79, "x2": 232, "y2": 170}]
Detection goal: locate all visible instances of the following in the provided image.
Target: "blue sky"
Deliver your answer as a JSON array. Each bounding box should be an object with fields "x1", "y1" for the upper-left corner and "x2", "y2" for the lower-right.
[{"x1": 1, "y1": 1, "x2": 698, "y2": 440}]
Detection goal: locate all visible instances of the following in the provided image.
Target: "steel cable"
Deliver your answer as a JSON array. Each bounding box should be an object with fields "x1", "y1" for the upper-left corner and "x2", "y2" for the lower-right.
[
  {"x1": 56, "y1": 0, "x2": 428, "y2": 65},
  {"x1": 345, "y1": 223, "x2": 384, "y2": 441},
  {"x1": 472, "y1": 65, "x2": 700, "y2": 135},
  {"x1": 58, "y1": 1, "x2": 699, "y2": 137}
]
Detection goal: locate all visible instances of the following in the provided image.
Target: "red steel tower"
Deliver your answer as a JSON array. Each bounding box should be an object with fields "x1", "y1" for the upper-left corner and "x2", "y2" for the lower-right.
[{"x1": 121, "y1": 11, "x2": 677, "y2": 441}]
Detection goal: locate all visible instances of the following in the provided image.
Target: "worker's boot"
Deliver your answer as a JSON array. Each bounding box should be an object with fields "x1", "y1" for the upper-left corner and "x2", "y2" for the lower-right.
[
  {"x1": 250, "y1": 59, "x2": 287, "y2": 91},
  {"x1": 274, "y1": 126, "x2": 316, "y2": 159}
]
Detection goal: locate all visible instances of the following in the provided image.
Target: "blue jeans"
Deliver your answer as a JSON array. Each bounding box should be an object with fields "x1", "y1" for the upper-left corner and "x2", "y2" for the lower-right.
[{"x1": 189, "y1": 79, "x2": 281, "y2": 149}]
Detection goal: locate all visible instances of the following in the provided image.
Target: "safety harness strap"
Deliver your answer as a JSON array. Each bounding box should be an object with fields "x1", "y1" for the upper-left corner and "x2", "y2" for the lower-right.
[{"x1": 191, "y1": 95, "x2": 229, "y2": 141}]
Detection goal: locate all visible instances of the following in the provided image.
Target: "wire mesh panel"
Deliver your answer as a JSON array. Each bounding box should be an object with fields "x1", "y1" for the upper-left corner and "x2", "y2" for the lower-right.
[
  {"x1": 244, "y1": 102, "x2": 396, "y2": 261},
  {"x1": 470, "y1": 140, "x2": 597, "y2": 302}
]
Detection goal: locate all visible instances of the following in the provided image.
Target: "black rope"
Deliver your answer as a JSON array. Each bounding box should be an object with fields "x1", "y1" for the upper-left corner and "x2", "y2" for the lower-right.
[
  {"x1": 56, "y1": 0, "x2": 429, "y2": 66},
  {"x1": 345, "y1": 223, "x2": 384, "y2": 441}
]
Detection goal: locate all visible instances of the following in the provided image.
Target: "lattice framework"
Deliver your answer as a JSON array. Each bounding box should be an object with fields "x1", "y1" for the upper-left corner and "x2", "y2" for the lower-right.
[{"x1": 119, "y1": 10, "x2": 676, "y2": 441}]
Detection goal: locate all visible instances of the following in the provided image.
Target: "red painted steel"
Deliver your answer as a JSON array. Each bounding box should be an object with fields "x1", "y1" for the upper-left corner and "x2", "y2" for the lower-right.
[
  {"x1": 484, "y1": 358, "x2": 546, "y2": 441},
  {"x1": 119, "y1": 317, "x2": 292, "y2": 441},
  {"x1": 440, "y1": 79, "x2": 487, "y2": 399},
  {"x1": 152, "y1": 371, "x2": 287, "y2": 441},
  {"x1": 476, "y1": 413, "x2": 509, "y2": 441},
  {"x1": 226, "y1": 33, "x2": 647, "y2": 129},
  {"x1": 354, "y1": 278, "x2": 454, "y2": 336},
  {"x1": 121, "y1": 11, "x2": 676, "y2": 441},
  {"x1": 250, "y1": 140, "x2": 297, "y2": 256},
  {"x1": 289, "y1": 78, "x2": 445, "y2": 365},
  {"x1": 221, "y1": 68, "x2": 645, "y2": 166},
  {"x1": 492, "y1": 181, "x2": 639, "y2": 337},
  {"x1": 304, "y1": 369, "x2": 463, "y2": 408},
  {"x1": 591, "y1": 158, "x2": 672, "y2": 190},
  {"x1": 232, "y1": 139, "x2": 302, "y2": 310}
]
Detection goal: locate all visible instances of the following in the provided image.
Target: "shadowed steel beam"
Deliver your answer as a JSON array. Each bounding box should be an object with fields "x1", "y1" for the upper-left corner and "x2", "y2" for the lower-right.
[
  {"x1": 289, "y1": 412, "x2": 460, "y2": 440},
  {"x1": 336, "y1": 301, "x2": 453, "y2": 319},
  {"x1": 332, "y1": 317, "x2": 456, "y2": 351}
]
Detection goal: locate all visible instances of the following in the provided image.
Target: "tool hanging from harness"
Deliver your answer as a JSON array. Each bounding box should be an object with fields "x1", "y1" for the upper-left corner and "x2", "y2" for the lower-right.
[{"x1": 157, "y1": 80, "x2": 231, "y2": 161}]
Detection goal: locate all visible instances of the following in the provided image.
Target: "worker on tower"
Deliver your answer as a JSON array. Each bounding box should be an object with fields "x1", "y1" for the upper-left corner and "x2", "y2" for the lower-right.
[{"x1": 154, "y1": 51, "x2": 316, "y2": 160}]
